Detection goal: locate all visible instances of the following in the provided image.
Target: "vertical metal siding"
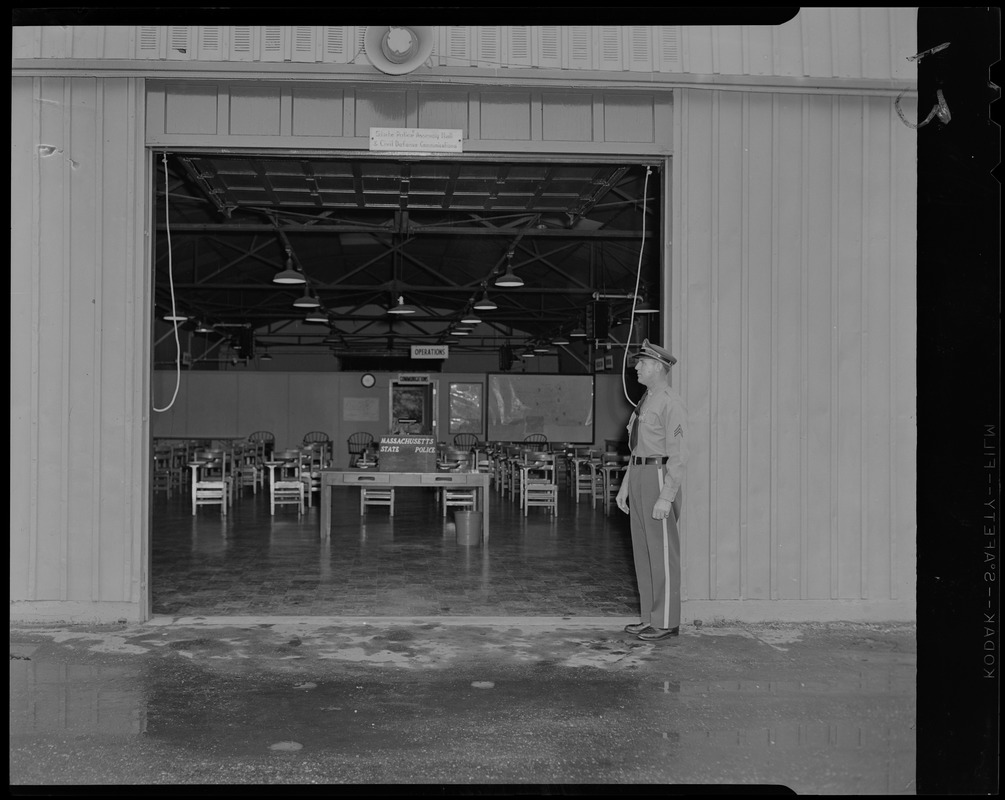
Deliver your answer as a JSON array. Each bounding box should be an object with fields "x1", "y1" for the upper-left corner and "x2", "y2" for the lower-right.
[
  {"x1": 10, "y1": 76, "x2": 149, "y2": 619},
  {"x1": 673, "y1": 87, "x2": 917, "y2": 615},
  {"x1": 13, "y1": 12, "x2": 917, "y2": 82}
]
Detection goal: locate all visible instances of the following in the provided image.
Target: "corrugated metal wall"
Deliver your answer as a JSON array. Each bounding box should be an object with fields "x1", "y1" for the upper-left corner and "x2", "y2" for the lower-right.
[
  {"x1": 10, "y1": 76, "x2": 151, "y2": 622},
  {"x1": 671, "y1": 88, "x2": 917, "y2": 620}
]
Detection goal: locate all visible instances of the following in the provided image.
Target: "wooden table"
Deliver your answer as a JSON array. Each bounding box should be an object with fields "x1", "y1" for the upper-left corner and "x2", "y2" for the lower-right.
[{"x1": 319, "y1": 469, "x2": 491, "y2": 542}]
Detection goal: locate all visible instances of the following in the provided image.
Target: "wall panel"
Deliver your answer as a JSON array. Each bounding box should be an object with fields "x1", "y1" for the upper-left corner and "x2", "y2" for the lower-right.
[
  {"x1": 673, "y1": 86, "x2": 916, "y2": 619},
  {"x1": 10, "y1": 76, "x2": 149, "y2": 621}
]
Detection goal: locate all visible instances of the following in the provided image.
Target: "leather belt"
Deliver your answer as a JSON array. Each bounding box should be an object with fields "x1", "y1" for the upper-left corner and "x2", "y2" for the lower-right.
[{"x1": 632, "y1": 456, "x2": 669, "y2": 465}]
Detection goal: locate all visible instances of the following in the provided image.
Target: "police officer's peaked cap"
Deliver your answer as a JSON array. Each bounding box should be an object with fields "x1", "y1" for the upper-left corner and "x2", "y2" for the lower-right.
[{"x1": 633, "y1": 338, "x2": 677, "y2": 367}]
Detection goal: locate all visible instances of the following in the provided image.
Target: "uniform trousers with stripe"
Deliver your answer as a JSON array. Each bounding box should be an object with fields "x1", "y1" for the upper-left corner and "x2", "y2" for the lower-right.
[{"x1": 627, "y1": 463, "x2": 681, "y2": 630}]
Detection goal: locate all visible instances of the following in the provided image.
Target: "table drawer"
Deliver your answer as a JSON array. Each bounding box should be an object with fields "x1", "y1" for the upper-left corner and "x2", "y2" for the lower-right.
[
  {"x1": 339, "y1": 472, "x2": 391, "y2": 484},
  {"x1": 420, "y1": 473, "x2": 473, "y2": 485}
]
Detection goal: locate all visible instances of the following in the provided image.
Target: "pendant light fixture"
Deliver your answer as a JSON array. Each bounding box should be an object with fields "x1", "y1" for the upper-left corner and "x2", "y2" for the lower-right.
[
  {"x1": 632, "y1": 296, "x2": 659, "y2": 314},
  {"x1": 293, "y1": 288, "x2": 320, "y2": 308},
  {"x1": 273, "y1": 252, "x2": 306, "y2": 285},
  {"x1": 569, "y1": 326, "x2": 587, "y2": 338},
  {"x1": 552, "y1": 333, "x2": 570, "y2": 346},
  {"x1": 195, "y1": 320, "x2": 214, "y2": 333},
  {"x1": 460, "y1": 310, "x2": 482, "y2": 325},
  {"x1": 305, "y1": 307, "x2": 329, "y2": 324},
  {"x1": 388, "y1": 295, "x2": 418, "y2": 315},
  {"x1": 473, "y1": 291, "x2": 497, "y2": 311},
  {"x1": 494, "y1": 252, "x2": 523, "y2": 288},
  {"x1": 162, "y1": 312, "x2": 188, "y2": 322},
  {"x1": 259, "y1": 347, "x2": 273, "y2": 361}
]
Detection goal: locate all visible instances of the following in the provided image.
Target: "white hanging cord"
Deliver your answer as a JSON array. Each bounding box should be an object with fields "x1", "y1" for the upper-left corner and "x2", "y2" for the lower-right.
[
  {"x1": 152, "y1": 152, "x2": 181, "y2": 413},
  {"x1": 621, "y1": 165, "x2": 652, "y2": 406}
]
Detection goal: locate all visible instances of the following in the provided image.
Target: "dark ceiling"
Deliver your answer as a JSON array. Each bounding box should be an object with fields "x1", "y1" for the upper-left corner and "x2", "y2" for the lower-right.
[{"x1": 154, "y1": 152, "x2": 662, "y2": 361}]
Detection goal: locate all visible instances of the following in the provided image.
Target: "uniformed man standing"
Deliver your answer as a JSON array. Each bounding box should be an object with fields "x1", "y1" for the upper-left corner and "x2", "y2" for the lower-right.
[{"x1": 616, "y1": 339, "x2": 689, "y2": 641}]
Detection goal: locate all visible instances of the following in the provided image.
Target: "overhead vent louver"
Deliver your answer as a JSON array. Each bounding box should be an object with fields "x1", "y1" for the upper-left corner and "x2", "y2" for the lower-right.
[
  {"x1": 657, "y1": 26, "x2": 682, "y2": 72},
  {"x1": 167, "y1": 26, "x2": 191, "y2": 60},
  {"x1": 136, "y1": 26, "x2": 162, "y2": 59},
  {"x1": 534, "y1": 26, "x2": 562, "y2": 68},
  {"x1": 507, "y1": 26, "x2": 532, "y2": 66},
  {"x1": 231, "y1": 26, "x2": 253, "y2": 61},
  {"x1": 568, "y1": 26, "x2": 592, "y2": 69}
]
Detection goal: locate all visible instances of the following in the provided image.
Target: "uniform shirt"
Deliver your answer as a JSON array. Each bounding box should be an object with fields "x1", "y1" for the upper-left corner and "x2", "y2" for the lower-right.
[{"x1": 626, "y1": 383, "x2": 689, "y2": 503}]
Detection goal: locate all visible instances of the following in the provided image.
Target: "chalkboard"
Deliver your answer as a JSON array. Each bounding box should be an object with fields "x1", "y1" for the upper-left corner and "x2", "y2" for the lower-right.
[{"x1": 486, "y1": 374, "x2": 594, "y2": 444}]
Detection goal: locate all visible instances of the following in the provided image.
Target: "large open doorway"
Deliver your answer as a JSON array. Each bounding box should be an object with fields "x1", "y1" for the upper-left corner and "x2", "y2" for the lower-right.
[{"x1": 150, "y1": 150, "x2": 665, "y2": 616}]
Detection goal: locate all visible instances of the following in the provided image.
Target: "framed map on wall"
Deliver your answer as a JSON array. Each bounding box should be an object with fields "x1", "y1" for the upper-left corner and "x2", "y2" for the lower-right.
[{"x1": 487, "y1": 374, "x2": 594, "y2": 443}]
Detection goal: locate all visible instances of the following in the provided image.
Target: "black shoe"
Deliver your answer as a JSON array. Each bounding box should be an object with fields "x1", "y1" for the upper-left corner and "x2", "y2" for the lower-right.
[
  {"x1": 637, "y1": 626, "x2": 680, "y2": 641},
  {"x1": 623, "y1": 622, "x2": 649, "y2": 634}
]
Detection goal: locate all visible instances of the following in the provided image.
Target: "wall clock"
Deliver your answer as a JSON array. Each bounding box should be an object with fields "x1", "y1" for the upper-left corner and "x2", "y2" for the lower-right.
[{"x1": 361, "y1": 373, "x2": 376, "y2": 388}]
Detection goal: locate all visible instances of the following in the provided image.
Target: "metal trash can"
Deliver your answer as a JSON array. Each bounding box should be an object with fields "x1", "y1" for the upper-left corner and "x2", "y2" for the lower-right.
[{"x1": 454, "y1": 510, "x2": 483, "y2": 545}]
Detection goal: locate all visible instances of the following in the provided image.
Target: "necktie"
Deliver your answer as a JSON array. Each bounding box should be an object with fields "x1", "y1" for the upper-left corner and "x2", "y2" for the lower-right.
[{"x1": 629, "y1": 392, "x2": 646, "y2": 452}]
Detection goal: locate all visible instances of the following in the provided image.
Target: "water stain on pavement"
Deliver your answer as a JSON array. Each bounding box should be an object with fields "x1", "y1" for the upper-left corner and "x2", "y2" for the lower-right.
[{"x1": 10, "y1": 617, "x2": 916, "y2": 791}]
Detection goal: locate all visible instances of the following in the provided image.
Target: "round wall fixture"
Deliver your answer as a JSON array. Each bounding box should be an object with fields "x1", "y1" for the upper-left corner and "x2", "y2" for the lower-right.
[
  {"x1": 361, "y1": 373, "x2": 377, "y2": 388},
  {"x1": 364, "y1": 26, "x2": 435, "y2": 75}
]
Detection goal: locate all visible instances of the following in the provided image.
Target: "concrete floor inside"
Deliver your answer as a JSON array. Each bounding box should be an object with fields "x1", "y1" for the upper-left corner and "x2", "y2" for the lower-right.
[{"x1": 10, "y1": 479, "x2": 918, "y2": 792}]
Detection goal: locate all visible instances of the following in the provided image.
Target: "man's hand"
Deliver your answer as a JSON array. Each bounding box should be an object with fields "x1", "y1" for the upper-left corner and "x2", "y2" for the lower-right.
[
  {"x1": 652, "y1": 497, "x2": 673, "y2": 521},
  {"x1": 616, "y1": 484, "x2": 629, "y2": 514}
]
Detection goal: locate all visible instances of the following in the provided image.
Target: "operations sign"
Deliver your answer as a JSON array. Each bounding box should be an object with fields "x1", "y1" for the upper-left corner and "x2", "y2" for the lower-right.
[{"x1": 411, "y1": 345, "x2": 449, "y2": 359}]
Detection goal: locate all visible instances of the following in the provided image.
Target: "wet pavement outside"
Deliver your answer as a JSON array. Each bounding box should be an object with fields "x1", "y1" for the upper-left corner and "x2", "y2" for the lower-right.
[{"x1": 10, "y1": 616, "x2": 916, "y2": 793}]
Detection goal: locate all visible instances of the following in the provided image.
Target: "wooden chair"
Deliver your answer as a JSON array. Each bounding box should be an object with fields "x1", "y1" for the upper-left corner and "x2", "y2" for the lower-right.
[
  {"x1": 453, "y1": 433, "x2": 480, "y2": 449},
  {"x1": 300, "y1": 442, "x2": 328, "y2": 507},
  {"x1": 247, "y1": 430, "x2": 275, "y2": 460},
  {"x1": 302, "y1": 431, "x2": 332, "y2": 463},
  {"x1": 190, "y1": 448, "x2": 232, "y2": 516},
  {"x1": 152, "y1": 447, "x2": 174, "y2": 499},
  {"x1": 599, "y1": 453, "x2": 630, "y2": 512},
  {"x1": 519, "y1": 451, "x2": 555, "y2": 509},
  {"x1": 267, "y1": 450, "x2": 305, "y2": 516},
  {"x1": 522, "y1": 452, "x2": 558, "y2": 515},
  {"x1": 347, "y1": 432, "x2": 375, "y2": 467},
  {"x1": 360, "y1": 487, "x2": 395, "y2": 515},
  {"x1": 234, "y1": 441, "x2": 261, "y2": 496},
  {"x1": 570, "y1": 448, "x2": 601, "y2": 503}
]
